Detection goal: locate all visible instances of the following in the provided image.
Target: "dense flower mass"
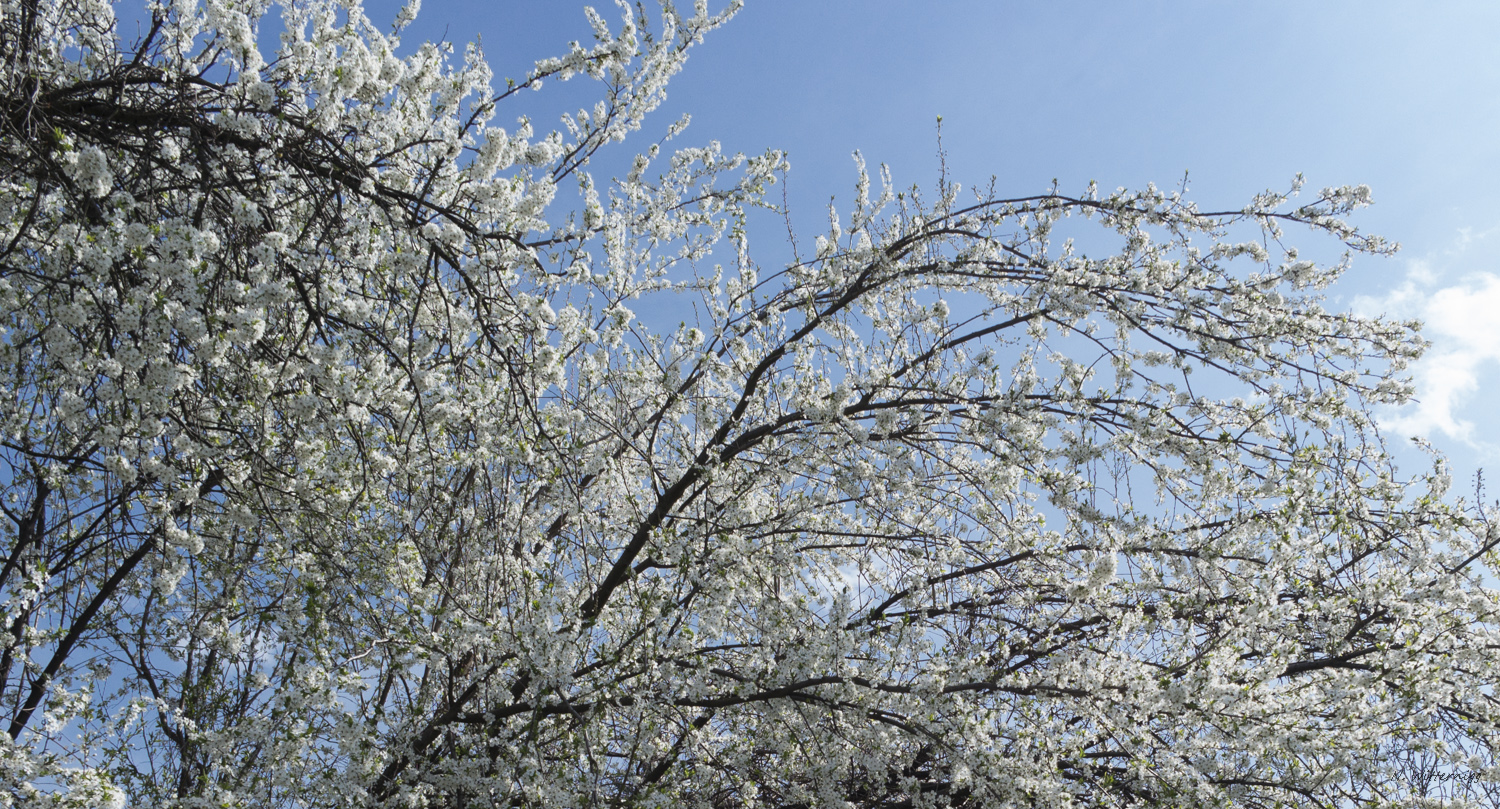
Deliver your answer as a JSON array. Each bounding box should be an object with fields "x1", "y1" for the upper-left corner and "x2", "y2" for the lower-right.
[{"x1": 1, "y1": 0, "x2": 1498, "y2": 807}]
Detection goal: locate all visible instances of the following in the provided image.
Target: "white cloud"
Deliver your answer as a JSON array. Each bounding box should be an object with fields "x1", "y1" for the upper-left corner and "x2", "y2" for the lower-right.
[{"x1": 1353, "y1": 230, "x2": 1500, "y2": 454}]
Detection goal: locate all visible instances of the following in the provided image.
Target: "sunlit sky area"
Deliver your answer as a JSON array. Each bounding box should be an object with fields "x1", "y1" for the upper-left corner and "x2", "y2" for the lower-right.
[{"x1": 359, "y1": 1, "x2": 1500, "y2": 493}]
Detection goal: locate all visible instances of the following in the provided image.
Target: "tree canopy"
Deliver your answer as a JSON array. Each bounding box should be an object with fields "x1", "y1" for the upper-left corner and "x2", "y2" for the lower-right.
[{"x1": 2, "y1": 1, "x2": 1498, "y2": 807}]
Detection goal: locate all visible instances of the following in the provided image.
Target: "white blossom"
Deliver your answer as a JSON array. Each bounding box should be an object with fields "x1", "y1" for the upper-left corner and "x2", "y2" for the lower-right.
[{"x1": 0, "y1": 1, "x2": 1494, "y2": 808}]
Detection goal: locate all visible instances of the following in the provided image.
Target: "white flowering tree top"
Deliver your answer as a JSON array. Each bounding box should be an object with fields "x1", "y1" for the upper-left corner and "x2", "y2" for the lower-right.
[{"x1": 0, "y1": 0, "x2": 1497, "y2": 807}]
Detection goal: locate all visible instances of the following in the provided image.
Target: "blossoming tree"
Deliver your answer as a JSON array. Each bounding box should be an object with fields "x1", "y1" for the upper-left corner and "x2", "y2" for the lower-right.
[{"x1": 1, "y1": 0, "x2": 1497, "y2": 806}]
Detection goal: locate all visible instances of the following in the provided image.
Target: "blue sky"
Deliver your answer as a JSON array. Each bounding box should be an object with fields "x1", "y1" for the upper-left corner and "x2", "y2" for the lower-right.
[{"x1": 373, "y1": 0, "x2": 1500, "y2": 491}]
